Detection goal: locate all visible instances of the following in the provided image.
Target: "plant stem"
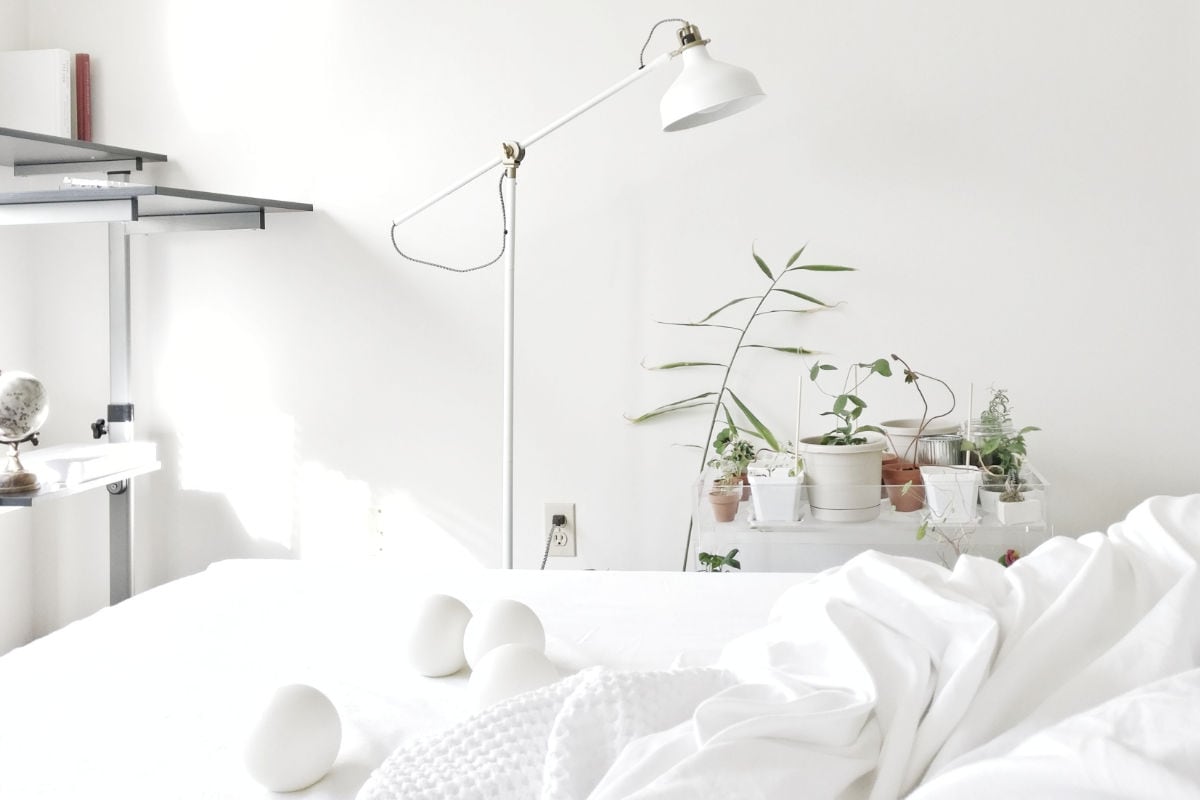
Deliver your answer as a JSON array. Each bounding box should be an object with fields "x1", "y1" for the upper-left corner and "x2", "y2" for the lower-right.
[{"x1": 680, "y1": 269, "x2": 794, "y2": 571}]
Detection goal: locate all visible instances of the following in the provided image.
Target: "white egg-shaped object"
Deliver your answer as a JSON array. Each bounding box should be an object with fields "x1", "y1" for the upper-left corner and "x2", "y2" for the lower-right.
[
  {"x1": 462, "y1": 598, "x2": 546, "y2": 669},
  {"x1": 407, "y1": 593, "x2": 473, "y2": 677},
  {"x1": 468, "y1": 643, "x2": 559, "y2": 709},
  {"x1": 244, "y1": 684, "x2": 342, "y2": 792}
]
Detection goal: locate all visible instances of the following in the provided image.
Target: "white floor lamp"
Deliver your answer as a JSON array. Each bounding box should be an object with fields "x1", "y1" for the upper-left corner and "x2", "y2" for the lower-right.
[{"x1": 392, "y1": 19, "x2": 765, "y2": 568}]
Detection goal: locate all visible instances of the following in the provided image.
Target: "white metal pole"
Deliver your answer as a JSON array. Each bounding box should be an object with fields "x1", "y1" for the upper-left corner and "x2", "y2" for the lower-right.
[
  {"x1": 501, "y1": 173, "x2": 516, "y2": 569},
  {"x1": 107, "y1": 172, "x2": 133, "y2": 604}
]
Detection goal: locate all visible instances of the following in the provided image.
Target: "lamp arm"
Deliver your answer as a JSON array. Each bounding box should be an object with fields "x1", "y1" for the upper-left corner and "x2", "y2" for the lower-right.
[{"x1": 391, "y1": 50, "x2": 674, "y2": 226}]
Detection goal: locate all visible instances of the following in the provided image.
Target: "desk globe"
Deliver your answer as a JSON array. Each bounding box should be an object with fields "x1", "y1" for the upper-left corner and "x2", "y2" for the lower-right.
[{"x1": 0, "y1": 371, "x2": 48, "y2": 494}]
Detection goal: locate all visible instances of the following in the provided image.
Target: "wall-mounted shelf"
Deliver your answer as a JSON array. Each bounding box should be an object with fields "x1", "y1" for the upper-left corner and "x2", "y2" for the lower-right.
[
  {"x1": 0, "y1": 441, "x2": 161, "y2": 508},
  {"x1": 0, "y1": 126, "x2": 311, "y2": 605},
  {"x1": 0, "y1": 184, "x2": 313, "y2": 232},
  {"x1": 0, "y1": 126, "x2": 167, "y2": 176}
]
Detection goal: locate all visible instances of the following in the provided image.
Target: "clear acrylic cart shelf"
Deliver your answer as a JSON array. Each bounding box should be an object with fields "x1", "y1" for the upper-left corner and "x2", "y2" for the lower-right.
[{"x1": 694, "y1": 468, "x2": 1051, "y2": 572}]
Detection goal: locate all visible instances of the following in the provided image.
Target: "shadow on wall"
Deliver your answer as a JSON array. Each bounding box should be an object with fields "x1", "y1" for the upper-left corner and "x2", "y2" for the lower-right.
[
  {"x1": 149, "y1": 417, "x2": 490, "y2": 586},
  {"x1": 135, "y1": 207, "x2": 501, "y2": 581}
]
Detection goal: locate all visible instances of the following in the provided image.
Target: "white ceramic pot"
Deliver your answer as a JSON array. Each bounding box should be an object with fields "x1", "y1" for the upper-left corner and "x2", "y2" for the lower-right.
[
  {"x1": 747, "y1": 472, "x2": 805, "y2": 522},
  {"x1": 920, "y1": 466, "x2": 981, "y2": 523},
  {"x1": 979, "y1": 486, "x2": 1003, "y2": 516},
  {"x1": 797, "y1": 434, "x2": 886, "y2": 522},
  {"x1": 997, "y1": 496, "x2": 1043, "y2": 526},
  {"x1": 880, "y1": 419, "x2": 959, "y2": 465}
]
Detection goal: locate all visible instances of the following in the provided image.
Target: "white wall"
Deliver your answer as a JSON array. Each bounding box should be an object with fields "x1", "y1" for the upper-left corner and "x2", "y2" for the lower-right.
[
  {"x1": 9, "y1": 0, "x2": 1199, "y2": 634},
  {"x1": 0, "y1": 0, "x2": 34, "y2": 653}
]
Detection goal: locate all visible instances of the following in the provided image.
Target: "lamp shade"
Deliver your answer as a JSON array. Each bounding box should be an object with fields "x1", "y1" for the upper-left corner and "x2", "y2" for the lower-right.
[{"x1": 660, "y1": 44, "x2": 765, "y2": 132}]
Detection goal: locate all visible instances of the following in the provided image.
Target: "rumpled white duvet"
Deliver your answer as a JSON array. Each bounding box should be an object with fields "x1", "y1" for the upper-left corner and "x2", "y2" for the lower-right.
[{"x1": 361, "y1": 495, "x2": 1200, "y2": 799}]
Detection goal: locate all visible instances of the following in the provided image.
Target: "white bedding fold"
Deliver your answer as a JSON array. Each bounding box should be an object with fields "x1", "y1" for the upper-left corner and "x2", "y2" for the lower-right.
[{"x1": 360, "y1": 494, "x2": 1200, "y2": 800}]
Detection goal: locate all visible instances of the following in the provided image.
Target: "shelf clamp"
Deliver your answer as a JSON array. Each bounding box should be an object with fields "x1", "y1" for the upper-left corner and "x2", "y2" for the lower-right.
[
  {"x1": 107, "y1": 480, "x2": 129, "y2": 496},
  {"x1": 108, "y1": 403, "x2": 135, "y2": 423},
  {"x1": 92, "y1": 404, "x2": 134, "y2": 439}
]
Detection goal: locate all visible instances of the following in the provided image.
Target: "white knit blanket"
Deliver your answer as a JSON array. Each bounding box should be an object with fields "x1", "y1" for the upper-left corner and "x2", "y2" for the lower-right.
[
  {"x1": 358, "y1": 666, "x2": 735, "y2": 800},
  {"x1": 359, "y1": 495, "x2": 1200, "y2": 800}
]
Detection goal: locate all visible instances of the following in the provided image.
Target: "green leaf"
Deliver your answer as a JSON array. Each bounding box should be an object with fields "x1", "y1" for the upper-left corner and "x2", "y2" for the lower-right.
[
  {"x1": 916, "y1": 521, "x2": 928, "y2": 541},
  {"x1": 625, "y1": 392, "x2": 717, "y2": 423},
  {"x1": 810, "y1": 362, "x2": 836, "y2": 381},
  {"x1": 739, "y1": 344, "x2": 817, "y2": 355},
  {"x1": 833, "y1": 395, "x2": 848, "y2": 415},
  {"x1": 656, "y1": 320, "x2": 743, "y2": 332},
  {"x1": 856, "y1": 424, "x2": 885, "y2": 435},
  {"x1": 772, "y1": 288, "x2": 831, "y2": 307},
  {"x1": 642, "y1": 360, "x2": 726, "y2": 370},
  {"x1": 785, "y1": 245, "x2": 808, "y2": 268},
  {"x1": 865, "y1": 358, "x2": 893, "y2": 377},
  {"x1": 756, "y1": 308, "x2": 829, "y2": 317},
  {"x1": 788, "y1": 264, "x2": 856, "y2": 272},
  {"x1": 625, "y1": 401, "x2": 714, "y2": 423},
  {"x1": 697, "y1": 296, "x2": 759, "y2": 324},
  {"x1": 727, "y1": 390, "x2": 780, "y2": 451},
  {"x1": 753, "y1": 250, "x2": 773, "y2": 280}
]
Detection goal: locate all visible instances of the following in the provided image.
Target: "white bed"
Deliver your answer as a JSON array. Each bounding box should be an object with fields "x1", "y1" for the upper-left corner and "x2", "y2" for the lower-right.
[
  {"x1": 0, "y1": 559, "x2": 800, "y2": 799},
  {"x1": 2, "y1": 494, "x2": 1199, "y2": 799}
]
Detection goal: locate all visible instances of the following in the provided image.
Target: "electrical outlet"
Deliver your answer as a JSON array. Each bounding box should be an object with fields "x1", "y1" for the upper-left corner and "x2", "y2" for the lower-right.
[{"x1": 544, "y1": 502, "x2": 576, "y2": 557}]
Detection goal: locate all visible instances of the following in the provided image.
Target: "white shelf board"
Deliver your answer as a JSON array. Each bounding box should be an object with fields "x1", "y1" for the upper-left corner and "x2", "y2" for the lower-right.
[
  {"x1": 0, "y1": 184, "x2": 312, "y2": 230},
  {"x1": 0, "y1": 126, "x2": 168, "y2": 174},
  {"x1": 0, "y1": 460, "x2": 161, "y2": 508}
]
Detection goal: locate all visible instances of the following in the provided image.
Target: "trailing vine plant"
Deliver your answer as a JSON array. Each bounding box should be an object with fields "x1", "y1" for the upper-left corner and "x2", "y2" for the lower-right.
[{"x1": 627, "y1": 245, "x2": 854, "y2": 569}]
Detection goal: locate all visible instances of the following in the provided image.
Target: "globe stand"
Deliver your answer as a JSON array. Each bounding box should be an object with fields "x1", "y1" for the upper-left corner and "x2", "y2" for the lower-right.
[{"x1": 0, "y1": 434, "x2": 40, "y2": 495}]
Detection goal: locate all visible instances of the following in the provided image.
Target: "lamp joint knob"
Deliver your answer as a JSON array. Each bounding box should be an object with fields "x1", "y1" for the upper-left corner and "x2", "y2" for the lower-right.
[{"x1": 501, "y1": 141, "x2": 525, "y2": 178}]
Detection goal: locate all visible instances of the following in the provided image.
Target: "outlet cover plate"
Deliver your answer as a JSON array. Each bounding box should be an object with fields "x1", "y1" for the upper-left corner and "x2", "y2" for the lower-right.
[{"x1": 545, "y1": 502, "x2": 576, "y2": 557}]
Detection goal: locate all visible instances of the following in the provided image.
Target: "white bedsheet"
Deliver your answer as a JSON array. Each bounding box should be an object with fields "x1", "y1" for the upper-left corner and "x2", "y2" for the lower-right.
[
  {"x1": 362, "y1": 495, "x2": 1200, "y2": 799},
  {"x1": 0, "y1": 560, "x2": 801, "y2": 799}
]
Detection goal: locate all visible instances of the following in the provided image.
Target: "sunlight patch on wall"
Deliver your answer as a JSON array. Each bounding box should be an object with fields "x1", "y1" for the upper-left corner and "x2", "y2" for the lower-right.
[
  {"x1": 297, "y1": 462, "x2": 373, "y2": 561},
  {"x1": 174, "y1": 412, "x2": 297, "y2": 550},
  {"x1": 378, "y1": 491, "x2": 482, "y2": 570},
  {"x1": 164, "y1": 314, "x2": 296, "y2": 549}
]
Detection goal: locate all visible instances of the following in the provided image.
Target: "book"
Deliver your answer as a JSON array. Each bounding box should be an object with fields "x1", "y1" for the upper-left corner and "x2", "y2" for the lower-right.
[
  {"x1": 61, "y1": 177, "x2": 152, "y2": 190},
  {"x1": 0, "y1": 48, "x2": 73, "y2": 138},
  {"x1": 75, "y1": 53, "x2": 91, "y2": 141}
]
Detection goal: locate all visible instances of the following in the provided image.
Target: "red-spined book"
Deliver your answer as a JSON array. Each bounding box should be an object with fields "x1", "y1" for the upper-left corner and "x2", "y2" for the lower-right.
[{"x1": 75, "y1": 53, "x2": 91, "y2": 141}]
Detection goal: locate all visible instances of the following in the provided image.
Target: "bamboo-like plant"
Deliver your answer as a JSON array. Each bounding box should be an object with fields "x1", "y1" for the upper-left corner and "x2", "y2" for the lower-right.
[{"x1": 627, "y1": 245, "x2": 854, "y2": 568}]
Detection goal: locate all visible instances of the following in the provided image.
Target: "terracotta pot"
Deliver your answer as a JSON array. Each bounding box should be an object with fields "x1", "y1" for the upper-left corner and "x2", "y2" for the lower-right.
[
  {"x1": 709, "y1": 490, "x2": 740, "y2": 522},
  {"x1": 883, "y1": 461, "x2": 925, "y2": 512},
  {"x1": 739, "y1": 472, "x2": 751, "y2": 501}
]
